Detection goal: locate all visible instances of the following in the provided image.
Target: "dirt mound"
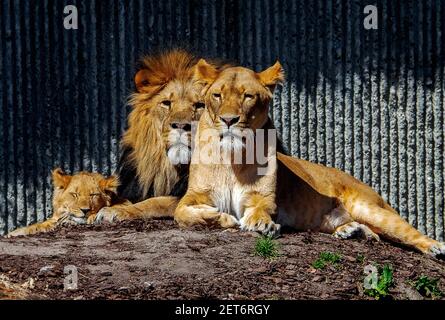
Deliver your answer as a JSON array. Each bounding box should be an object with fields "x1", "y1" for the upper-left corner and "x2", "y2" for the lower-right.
[{"x1": 0, "y1": 220, "x2": 444, "y2": 300}]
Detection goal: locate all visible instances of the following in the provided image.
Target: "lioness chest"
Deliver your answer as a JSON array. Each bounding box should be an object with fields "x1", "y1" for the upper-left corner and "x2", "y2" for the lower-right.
[{"x1": 190, "y1": 163, "x2": 277, "y2": 220}]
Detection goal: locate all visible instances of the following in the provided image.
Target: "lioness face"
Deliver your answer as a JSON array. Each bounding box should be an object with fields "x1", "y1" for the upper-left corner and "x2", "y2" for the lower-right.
[
  {"x1": 51, "y1": 168, "x2": 118, "y2": 222},
  {"x1": 194, "y1": 60, "x2": 284, "y2": 152}
]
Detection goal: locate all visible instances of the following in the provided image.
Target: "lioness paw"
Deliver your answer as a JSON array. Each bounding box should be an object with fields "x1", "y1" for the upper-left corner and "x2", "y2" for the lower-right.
[
  {"x1": 175, "y1": 205, "x2": 221, "y2": 227},
  {"x1": 333, "y1": 222, "x2": 380, "y2": 241},
  {"x1": 429, "y1": 242, "x2": 445, "y2": 259},
  {"x1": 240, "y1": 210, "x2": 280, "y2": 237}
]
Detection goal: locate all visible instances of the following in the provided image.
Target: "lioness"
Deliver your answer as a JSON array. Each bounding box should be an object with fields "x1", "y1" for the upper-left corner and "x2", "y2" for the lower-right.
[
  {"x1": 6, "y1": 168, "x2": 121, "y2": 237},
  {"x1": 175, "y1": 60, "x2": 445, "y2": 258}
]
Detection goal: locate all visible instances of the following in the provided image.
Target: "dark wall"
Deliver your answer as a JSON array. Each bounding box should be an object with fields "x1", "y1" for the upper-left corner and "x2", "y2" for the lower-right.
[{"x1": 1, "y1": 0, "x2": 444, "y2": 239}]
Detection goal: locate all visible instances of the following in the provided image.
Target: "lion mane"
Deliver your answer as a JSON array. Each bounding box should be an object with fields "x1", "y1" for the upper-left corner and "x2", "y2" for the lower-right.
[{"x1": 117, "y1": 50, "x2": 198, "y2": 203}]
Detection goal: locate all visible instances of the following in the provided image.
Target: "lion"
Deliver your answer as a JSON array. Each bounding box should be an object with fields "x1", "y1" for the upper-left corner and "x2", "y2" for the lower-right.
[
  {"x1": 174, "y1": 59, "x2": 445, "y2": 258},
  {"x1": 6, "y1": 168, "x2": 121, "y2": 237},
  {"x1": 94, "y1": 49, "x2": 215, "y2": 223}
]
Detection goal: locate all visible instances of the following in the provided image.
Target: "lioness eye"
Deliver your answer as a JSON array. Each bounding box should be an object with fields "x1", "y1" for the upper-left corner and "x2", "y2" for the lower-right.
[
  {"x1": 70, "y1": 193, "x2": 79, "y2": 198},
  {"x1": 90, "y1": 193, "x2": 100, "y2": 198},
  {"x1": 194, "y1": 102, "x2": 205, "y2": 109},
  {"x1": 245, "y1": 93, "x2": 254, "y2": 99},
  {"x1": 212, "y1": 93, "x2": 221, "y2": 99},
  {"x1": 161, "y1": 100, "x2": 171, "y2": 108}
]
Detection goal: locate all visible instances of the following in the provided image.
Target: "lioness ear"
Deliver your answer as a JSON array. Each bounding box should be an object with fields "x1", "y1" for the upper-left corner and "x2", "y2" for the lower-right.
[
  {"x1": 193, "y1": 59, "x2": 219, "y2": 83},
  {"x1": 134, "y1": 69, "x2": 152, "y2": 93},
  {"x1": 99, "y1": 175, "x2": 119, "y2": 194},
  {"x1": 52, "y1": 168, "x2": 72, "y2": 190},
  {"x1": 258, "y1": 61, "x2": 285, "y2": 89}
]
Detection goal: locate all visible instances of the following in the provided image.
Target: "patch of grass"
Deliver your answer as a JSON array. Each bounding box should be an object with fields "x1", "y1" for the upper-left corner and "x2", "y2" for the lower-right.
[
  {"x1": 364, "y1": 264, "x2": 394, "y2": 300},
  {"x1": 312, "y1": 251, "x2": 342, "y2": 269},
  {"x1": 413, "y1": 275, "x2": 443, "y2": 299},
  {"x1": 254, "y1": 236, "x2": 279, "y2": 259},
  {"x1": 356, "y1": 254, "x2": 365, "y2": 263}
]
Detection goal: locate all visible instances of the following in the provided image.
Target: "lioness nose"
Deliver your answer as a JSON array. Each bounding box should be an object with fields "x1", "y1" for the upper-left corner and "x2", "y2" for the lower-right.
[
  {"x1": 171, "y1": 122, "x2": 192, "y2": 131},
  {"x1": 220, "y1": 115, "x2": 240, "y2": 128},
  {"x1": 80, "y1": 208, "x2": 91, "y2": 215}
]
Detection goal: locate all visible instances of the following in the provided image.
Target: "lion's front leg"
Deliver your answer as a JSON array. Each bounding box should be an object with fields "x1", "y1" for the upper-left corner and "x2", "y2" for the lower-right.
[
  {"x1": 239, "y1": 193, "x2": 280, "y2": 237},
  {"x1": 174, "y1": 192, "x2": 238, "y2": 229},
  {"x1": 94, "y1": 196, "x2": 178, "y2": 224}
]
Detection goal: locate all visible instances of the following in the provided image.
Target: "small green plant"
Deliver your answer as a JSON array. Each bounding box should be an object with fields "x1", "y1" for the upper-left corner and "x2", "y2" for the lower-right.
[
  {"x1": 413, "y1": 275, "x2": 443, "y2": 299},
  {"x1": 364, "y1": 264, "x2": 394, "y2": 299},
  {"x1": 254, "y1": 236, "x2": 279, "y2": 259},
  {"x1": 356, "y1": 254, "x2": 365, "y2": 263},
  {"x1": 312, "y1": 251, "x2": 342, "y2": 269}
]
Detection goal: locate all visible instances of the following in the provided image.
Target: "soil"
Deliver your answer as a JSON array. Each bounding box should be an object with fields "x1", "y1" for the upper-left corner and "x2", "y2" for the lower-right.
[{"x1": 0, "y1": 219, "x2": 444, "y2": 300}]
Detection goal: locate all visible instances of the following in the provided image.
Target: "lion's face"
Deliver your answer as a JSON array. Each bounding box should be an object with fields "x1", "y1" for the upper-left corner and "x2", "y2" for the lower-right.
[
  {"x1": 51, "y1": 168, "x2": 118, "y2": 222},
  {"x1": 194, "y1": 60, "x2": 284, "y2": 152},
  {"x1": 157, "y1": 79, "x2": 205, "y2": 165}
]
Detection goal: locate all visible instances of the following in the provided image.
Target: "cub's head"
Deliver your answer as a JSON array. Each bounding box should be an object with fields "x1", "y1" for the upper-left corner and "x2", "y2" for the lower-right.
[
  {"x1": 194, "y1": 60, "x2": 284, "y2": 151},
  {"x1": 52, "y1": 168, "x2": 118, "y2": 222}
]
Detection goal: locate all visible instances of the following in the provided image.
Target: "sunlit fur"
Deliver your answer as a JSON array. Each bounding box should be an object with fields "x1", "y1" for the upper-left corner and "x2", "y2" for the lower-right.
[
  {"x1": 174, "y1": 61, "x2": 284, "y2": 237},
  {"x1": 94, "y1": 50, "x2": 224, "y2": 223},
  {"x1": 121, "y1": 50, "x2": 205, "y2": 198},
  {"x1": 6, "y1": 168, "x2": 119, "y2": 237}
]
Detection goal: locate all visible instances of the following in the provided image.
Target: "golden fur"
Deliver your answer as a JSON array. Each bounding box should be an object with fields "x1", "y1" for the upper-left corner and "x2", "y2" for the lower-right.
[
  {"x1": 95, "y1": 49, "x2": 213, "y2": 223},
  {"x1": 174, "y1": 60, "x2": 445, "y2": 258},
  {"x1": 174, "y1": 60, "x2": 284, "y2": 236},
  {"x1": 6, "y1": 169, "x2": 120, "y2": 237}
]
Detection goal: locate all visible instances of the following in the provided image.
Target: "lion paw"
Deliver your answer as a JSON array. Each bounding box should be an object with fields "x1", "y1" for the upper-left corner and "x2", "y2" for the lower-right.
[
  {"x1": 239, "y1": 210, "x2": 280, "y2": 237},
  {"x1": 94, "y1": 207, "x2": 130, "y2": 224}
]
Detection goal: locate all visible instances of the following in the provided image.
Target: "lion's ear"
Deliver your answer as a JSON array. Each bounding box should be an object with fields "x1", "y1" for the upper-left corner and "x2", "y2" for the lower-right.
[
  {"x1": 258, "y1": 61, "x2": 285, "y2": 89},
  {"x1": 99, "y1": 175, "x2": 119, "y2": 194},
  {"x1": 52, "y1": 168, "x2": 72, "y2": 190},
  {"x1": 193, "y1": 59, "x2": 219, "y2": 84},
  {"x1": 134, "y1": 69, "x2": 152, "y2": 93}
]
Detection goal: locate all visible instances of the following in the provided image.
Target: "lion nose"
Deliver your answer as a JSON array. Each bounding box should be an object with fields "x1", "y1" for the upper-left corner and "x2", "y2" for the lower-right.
[
  {"x1": 171, "y1": 122, "x2": 192, "y2": 131},
  {"x1": 80, "y1": 208, "x2": 91, "y2": 215},
  {"x1": 220, "y1": 115, "x2": 240, "y2": 128}
]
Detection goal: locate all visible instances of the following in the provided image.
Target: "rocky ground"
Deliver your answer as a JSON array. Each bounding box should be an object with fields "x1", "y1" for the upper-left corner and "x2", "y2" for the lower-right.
[{"x1": 0, "y1": 219, "x2": 444, "y2": 300}]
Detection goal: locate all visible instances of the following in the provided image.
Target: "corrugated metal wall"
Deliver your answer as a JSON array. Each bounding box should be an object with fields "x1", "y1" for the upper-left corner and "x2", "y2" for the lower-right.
[{"x1": 1, "y1": 0, "x2": 444, "y2": 240}]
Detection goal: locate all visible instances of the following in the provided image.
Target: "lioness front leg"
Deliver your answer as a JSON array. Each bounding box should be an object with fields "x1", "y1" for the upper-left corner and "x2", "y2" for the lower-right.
[
  {"x1": 239, "y1": 193, "x2": 280, "y2": 237},
  {"x1": 94, "y1": 197, "x2": 177, "y2": 223},
  {"x1": 174, "y1": 192, "x2": 238, "y2": 228}
]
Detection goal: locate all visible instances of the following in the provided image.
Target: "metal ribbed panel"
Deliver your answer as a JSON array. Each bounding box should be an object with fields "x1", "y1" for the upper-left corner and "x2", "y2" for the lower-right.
[{"x1": 0, "y1": 0, "x2": 444, "y2": 240}]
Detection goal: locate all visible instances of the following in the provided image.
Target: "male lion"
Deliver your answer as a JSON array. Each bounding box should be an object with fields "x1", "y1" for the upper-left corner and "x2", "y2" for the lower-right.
[
  {"x1": 94, "y1": 49, "x2": 212, "y2": 223},
  {"x1": 6, "y1": 168, "x2": 120, "y2": 237},
  {"x1": 175, "y1": 60, "x2": 445, "y2": 258}
]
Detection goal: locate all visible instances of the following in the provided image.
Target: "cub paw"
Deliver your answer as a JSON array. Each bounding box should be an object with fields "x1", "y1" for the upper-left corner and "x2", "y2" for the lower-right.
[
  {"x1": 429, "y1": 242, "x2": 445, "y2": 259},
  {"x1": 239, "y1": 209, "x2": 280, "y2": 237},
  {"x1": 333, "y1": 222, "x2": 380, "y2": 241}
]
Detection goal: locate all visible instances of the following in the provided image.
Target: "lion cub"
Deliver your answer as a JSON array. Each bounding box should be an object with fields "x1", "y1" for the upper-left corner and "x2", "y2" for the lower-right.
[
  {"x1": 174, "y1": 60, "x2": 284, "y2": 236},
  {"x1": 6, "y1": 169, "x2": 121, "y2": 237}
]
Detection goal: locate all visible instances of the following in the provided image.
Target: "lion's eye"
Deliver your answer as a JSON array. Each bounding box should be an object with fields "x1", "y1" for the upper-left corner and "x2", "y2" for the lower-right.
[
  {"x1": 194, "y1": 102, "x2": 205, "y2": 109},
  {"x1": 90, "y1": 193, "x2": 100, "y2": 198},
  {"x1": 212, "y1": 93, "x2": 221, "y2": 99},
  {"x1": 244, "y1": 93, "x2": 255, "y2": 100},
  {"x1": 161, "y1": 100, "x2": 171, "y2": 108},
  {"x1": 70, "y1": 193, "x2": 79, "y2": 199}
]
